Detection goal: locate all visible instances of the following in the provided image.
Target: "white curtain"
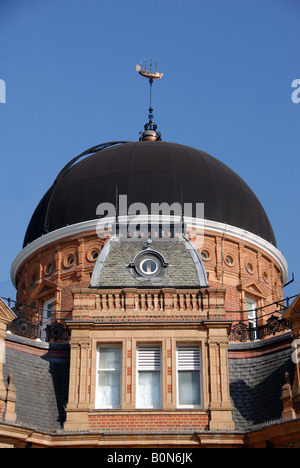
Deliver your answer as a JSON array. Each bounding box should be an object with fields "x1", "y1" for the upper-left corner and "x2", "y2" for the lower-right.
[
  {"x1": 137, "y1": 371, "x2": 161, "y2": 408},
  {"x1": 97, "y1": 347, "x2": 121, "y2": 408}
]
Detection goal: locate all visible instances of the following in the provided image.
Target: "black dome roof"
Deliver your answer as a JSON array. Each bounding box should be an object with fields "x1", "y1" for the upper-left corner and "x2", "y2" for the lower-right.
[{"x1": 23, "y1": 141, "x2": 276, "y2": 247}]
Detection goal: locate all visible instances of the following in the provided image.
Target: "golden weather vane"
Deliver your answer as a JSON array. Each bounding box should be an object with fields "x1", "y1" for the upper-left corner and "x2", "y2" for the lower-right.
[{"x1": 136, "y1": 58, "x2": 164, "y2": 141}]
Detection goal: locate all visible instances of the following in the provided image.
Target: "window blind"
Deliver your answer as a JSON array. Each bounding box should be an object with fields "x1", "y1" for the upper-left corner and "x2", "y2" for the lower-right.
[
  {"x1": 137, "y1": 347, "x2": 161, "y2": 371},
  {"x1": 177, "y1": 347, "x2": 201, "y2": 370}
]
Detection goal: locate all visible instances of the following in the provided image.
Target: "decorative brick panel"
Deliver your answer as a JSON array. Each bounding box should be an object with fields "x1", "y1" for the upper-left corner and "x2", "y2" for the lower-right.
[{"x1": 88, "y1": 412, "x2": 209, "y2": 432}]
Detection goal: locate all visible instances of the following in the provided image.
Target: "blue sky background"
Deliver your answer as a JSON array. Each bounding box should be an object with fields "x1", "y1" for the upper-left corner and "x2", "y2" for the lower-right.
[{"x1": 0, "y1": 0, "x2": 299, "y2": 301}]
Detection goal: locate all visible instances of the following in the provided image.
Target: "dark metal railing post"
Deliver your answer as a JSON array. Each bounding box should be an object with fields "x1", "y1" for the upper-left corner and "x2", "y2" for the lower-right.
[
  {"x1": 36, "y1": 307, "x2": 41, "y2": 340},
  {"x1": 255, "y1": 308, "x2": 259, "y2": 340}
]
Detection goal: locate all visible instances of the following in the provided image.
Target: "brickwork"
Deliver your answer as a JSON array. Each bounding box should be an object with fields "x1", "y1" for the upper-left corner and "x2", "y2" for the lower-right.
[
  {"x1": 6, "y1": 225, "x2": 290, "y2": 446},
  {"x1": 14, "y1": 229, "x2": 284, "y2": 330},
  {"x1": 16, "y1": 233, "x2": 104, "y2": 311},
  {"x1": 63, "y1": 287, "x2": 234, "y2": 433},
  {"x1": 88, "y1": 411, "x2": 209, "y2": 432}
]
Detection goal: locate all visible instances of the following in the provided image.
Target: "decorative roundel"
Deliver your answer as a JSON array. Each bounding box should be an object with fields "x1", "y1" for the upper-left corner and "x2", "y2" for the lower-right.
[
  {"x1": 63, "y1": 253, "x2": 76, "y2": 269},
  {"x1": 44, "y1": 261, "x2": 54, "y2": 276},
  {"x1": 87, "y1": 247, "x2": 100, "y2": 262},
  {"x1": 200, "y1": 249, "x2": 210, "y2": 261},
  {"x1": 263, "y1": 270, "x2": 269, "y2": 283},
  {"x1": 246, "y1": 262, "x2": 254, "y2": 274},
  {"x1": 127, "y1": 241, "x2": 169, "y2": 281},
  {"x1": 225, "y1": 254, "x2": 234, "y2": 266},
  {"x1": 140, "y1": 258, "x2": 159, "y2": 275}
]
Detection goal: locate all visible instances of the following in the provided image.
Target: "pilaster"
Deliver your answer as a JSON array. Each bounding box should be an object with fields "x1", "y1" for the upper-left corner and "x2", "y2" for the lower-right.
[{"x1": 205, "y1": 321, "x2": 235, "y2": 431}]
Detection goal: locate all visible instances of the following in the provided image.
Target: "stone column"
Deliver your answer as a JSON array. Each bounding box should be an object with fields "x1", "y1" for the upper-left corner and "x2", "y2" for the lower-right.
[
  {"x1": 64, "y1": 337, "x2": 91, "y2": 431},
  {"x1": 205, "y1": 322, "x2": 235, "y2": 431}
]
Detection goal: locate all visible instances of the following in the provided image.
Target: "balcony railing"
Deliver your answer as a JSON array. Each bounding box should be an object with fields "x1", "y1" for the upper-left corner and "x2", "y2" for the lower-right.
[
  {"x1": 229, "y1": 315, "x2": 290, "y2": 342},
  {"x1": 1, "y1": 294, "x2": 297, "y2": 344},
  {"x1": 3, "y1": 298, "x2": 70, "y2": 343}
]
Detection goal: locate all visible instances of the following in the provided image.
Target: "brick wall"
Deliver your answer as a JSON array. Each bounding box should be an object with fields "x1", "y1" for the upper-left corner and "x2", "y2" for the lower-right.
[{"x1": 88, "y1": 411, "x2": 209, "y2": 432}]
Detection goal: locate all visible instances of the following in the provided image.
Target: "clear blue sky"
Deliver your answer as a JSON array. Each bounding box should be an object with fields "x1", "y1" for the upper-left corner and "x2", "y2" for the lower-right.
[{"x1": 0, "y1": 0, "x2": 299, "y2": 300}]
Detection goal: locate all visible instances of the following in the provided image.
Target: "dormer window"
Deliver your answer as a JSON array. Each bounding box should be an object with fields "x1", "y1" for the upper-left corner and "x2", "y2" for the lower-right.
[
  {"x1": 127, "y1": 240, "x2": 169, "y2": 281},
  {"x1": 140, "y1": 258, "x2": 159, "y2": 275}
]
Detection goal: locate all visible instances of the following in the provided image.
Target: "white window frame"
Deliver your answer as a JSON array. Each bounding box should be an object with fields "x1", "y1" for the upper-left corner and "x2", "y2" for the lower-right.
[
  {"x1": 246, "y1": 297, "x2": 258, "y2": 340},
  {"x1": 41, "y1": 298, "x2": 54, "y2": 342},
  {"x1": 176, "y1": 345, "x2": 202, "y2": 409},
  {"x1": 136, "y1": 346, "x2": 162, "y2": 409},
  {"x1": 95, "y1": 345, "x2": 122, "y2": 409}
]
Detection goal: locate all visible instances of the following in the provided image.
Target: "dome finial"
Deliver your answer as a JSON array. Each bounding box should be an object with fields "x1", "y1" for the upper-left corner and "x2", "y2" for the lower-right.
[{"x1": 136, "y1": 58, "x2": 164, "y2": 141}]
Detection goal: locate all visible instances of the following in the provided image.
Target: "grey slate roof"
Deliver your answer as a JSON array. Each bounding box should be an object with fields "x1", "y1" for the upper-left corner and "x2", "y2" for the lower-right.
[
  {"x1": 90, "y1": 236, "x2": 208, "y2": 289},
  {"x1": 3, "y1": 337, "x2": 69, "y2": 432},
  {"x1": 1, "y1": 328, "x2": 294, "y2": 434},
  {"x1": 229, "y1": 334, "x2": 295, "y2": 431}
]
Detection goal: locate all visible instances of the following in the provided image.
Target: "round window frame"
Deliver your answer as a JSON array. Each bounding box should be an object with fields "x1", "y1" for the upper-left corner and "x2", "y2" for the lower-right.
[
  {"x1": 44, "y1": 261, "x2": 54, "y2": 276},
  {"x1": 87, "y1": 247, "x2": 101, "y2": 262},
  {"x1": 200, "y1": 249, "x2": 210, "y2": 261},
  {"x1": 63, "y1": 253, "x2": 76, "y2": 269},
  {"x1": 139, "y1": 258, "x2": 159, "y2": 276},
  {"x1": 246, "y1": 262, "x2": 254, "y2": 275},
  {"x1": 130, "y1": 248, "x2": 169, "y2": 280},
  {"x1": 225, "y1": 254, "x2": 234, "y2": 267}
]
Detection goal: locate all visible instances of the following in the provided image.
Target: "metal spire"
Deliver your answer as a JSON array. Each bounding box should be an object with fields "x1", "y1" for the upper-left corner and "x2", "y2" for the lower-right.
[{"x1": 136, "y1": 58, "x2": 164, "y2": 141}]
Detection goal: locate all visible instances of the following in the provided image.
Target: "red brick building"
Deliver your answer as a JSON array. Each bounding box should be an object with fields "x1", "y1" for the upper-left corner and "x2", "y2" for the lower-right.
[{"x1": 0, "y1": 128, "x2": 299, "y2": 448}]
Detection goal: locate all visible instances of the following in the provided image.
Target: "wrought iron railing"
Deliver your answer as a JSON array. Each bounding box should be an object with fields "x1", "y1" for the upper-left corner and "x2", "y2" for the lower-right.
[
  {"x1": 1, "y1": 294, "x2": 298, "y2": 344},
  {"x1": 3, "y1": 297, "x2": 70, "y2": 343},
  {"x1": 229, "y1": 315, "x2": 290, "y2": 342},
  {"x1": 228, "y1": 295, "x2": 297, "y2": 342}
]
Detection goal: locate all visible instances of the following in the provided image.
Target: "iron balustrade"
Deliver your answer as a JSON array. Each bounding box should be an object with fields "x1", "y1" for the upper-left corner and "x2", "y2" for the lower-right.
[
  {"x1": 3, "y1": 297, "x2": 70, "y2": 343},
  {"x1": 1, "y1": 294, "x2": 298, "y2": 344}
]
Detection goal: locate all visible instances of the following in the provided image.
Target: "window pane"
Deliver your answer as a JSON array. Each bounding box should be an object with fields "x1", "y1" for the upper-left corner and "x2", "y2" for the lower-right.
[
  {"x1": 178, "y1": 371, "x2": 200, "y2": 406},
  {"x1": 99, "y1": 347, "x2": 121, "y2": 370},
  {"x1": 43, "y1": 301, "x2": 54, "y2": 320},
  {"x1": 246, "y1": 299, "x2": 256, "y2": 320},
  {"x1": 98, "y1": 371, "x2": 120, "y2": 407},
  {"x1": 137, "y1": 371, "x2": 161, "y2": 408}
]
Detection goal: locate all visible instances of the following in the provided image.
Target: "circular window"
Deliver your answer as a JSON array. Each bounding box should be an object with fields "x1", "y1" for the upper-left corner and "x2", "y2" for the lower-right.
[
  {"x1": 225, "y1": 255, "x2": 234, "y2": 266},
  {"x1": 44, "y1": 262, "x2": 54, "y2": 276},
  {"x1": 246, "y1": 262, "x2": 254, "y2": 274},
  {"x1": 62, "y1": 252, "x2": 76, "y2": 269},
  {"x1": 140, "y1": 258, "x2": 158, "y2": 275},
  {"x1": 200, "y1": 249, "x2": 210, "y2": 260},
  {"x1": 87, "y1": 247, "x2": 101, "y2": 262},
  {"x1": 129, "y1": 244, "x2": 169, "y2": 281},
  {"x1": 91, "y1": 250, "x2": 99, "y2": 260},
  {"x1": 67, "y1": 255, "x2": 75, "y2": 266}
]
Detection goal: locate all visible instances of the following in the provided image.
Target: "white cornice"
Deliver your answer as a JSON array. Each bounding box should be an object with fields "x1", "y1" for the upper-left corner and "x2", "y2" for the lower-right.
[{"x1": 10, "y1": 217, "x2": 288, "y2": 287}]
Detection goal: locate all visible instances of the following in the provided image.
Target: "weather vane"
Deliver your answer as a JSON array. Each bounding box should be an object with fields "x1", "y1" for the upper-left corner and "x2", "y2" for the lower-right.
[{"x1": 136, "y1": 58, "x2": 164, "y2": 141}]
